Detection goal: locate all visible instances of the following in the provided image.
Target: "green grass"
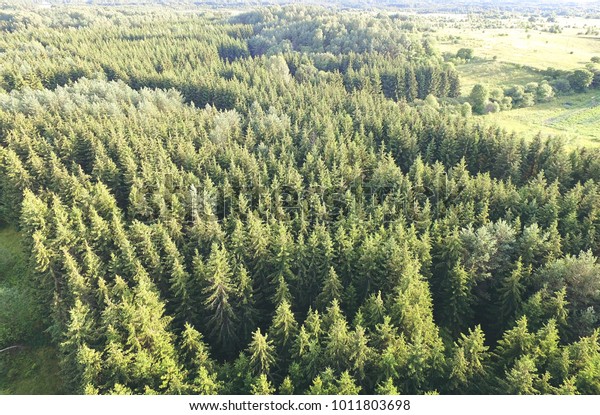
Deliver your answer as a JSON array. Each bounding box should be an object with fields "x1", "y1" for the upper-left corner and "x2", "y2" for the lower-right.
[
  {"x1": 0, "y1": 227, "x2": 63, "y2": 394},
  {"x1": 0, "y1": 346, "x2": 62, "y2": 395},
  {"x1": 0, "y1": 227, "x2": 39, "y2": 347},
  {"x1": 438, "y1": 27, "x2": 600, "y2": 71},
  {"x1": 0, "y1": 227, "x2": 27, "y2": 285},
  {"x1": 481, "y1": 92, "x2": 600, "y2": 148},
  {"x1": 455, "y1": 59, "x2": 542, "y2": 94},
  {"x1": 433, "y1": 15, "x2": 600, "y2": 148},
  {"x1": 451, "y1": 59, "x2": 600, "y2": 147}
]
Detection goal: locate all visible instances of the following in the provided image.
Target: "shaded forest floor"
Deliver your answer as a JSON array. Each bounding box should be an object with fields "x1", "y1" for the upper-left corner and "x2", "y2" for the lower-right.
[
  {"x1": 0, "y1": 346, "x2": 61, "y2": 394},
  {"x1": 0, "y1": 227, "x2": 62, "y2": 394}
]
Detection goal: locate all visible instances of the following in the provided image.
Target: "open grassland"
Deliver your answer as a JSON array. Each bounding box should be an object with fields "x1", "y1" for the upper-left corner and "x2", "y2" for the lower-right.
[
  {"x1": 432, "y1": 15, "x2": 600, "y2": 148},
  {"x1": 437, "y1": 26, "x2": 600, "y2": 71},
  {"x1": 451, "y1": 59, "x2": 600, "y2": 148},
  {"x1": 0, "y1": 228, "x2": 62, "y2": 394},
  {"x1": 481, "y1": 92, "x2": 600, "y2": 148},
  {"x1": 454, "y1": 59, "x2": 542, "y2": 94}
]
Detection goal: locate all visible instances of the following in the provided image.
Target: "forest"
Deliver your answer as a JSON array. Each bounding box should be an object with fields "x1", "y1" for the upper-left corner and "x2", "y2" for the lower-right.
[{"x1": 1, "y1": 2, "x2": 600, "y2": 395}]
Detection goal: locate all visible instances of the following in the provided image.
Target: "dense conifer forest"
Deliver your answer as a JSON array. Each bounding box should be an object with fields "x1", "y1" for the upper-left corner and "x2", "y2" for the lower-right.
[{"x1": 1, "y1": 3, "x2": 600, "y2": 395}]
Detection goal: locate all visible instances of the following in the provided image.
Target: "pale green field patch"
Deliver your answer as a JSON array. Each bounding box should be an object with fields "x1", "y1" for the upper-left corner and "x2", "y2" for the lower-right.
[{"x1": 481, "y1": 92, "x2": 600, "y2": 148}]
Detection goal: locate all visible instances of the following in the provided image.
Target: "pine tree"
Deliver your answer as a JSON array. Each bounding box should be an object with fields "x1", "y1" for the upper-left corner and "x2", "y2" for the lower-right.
[
  {"x1": 324, "y1": 302, "x2": 350, "y2": 371},
  {"x1": 234, "y1": 264, "x2": 258, "y2": 344},
  {"x1": 316, "y1": 266, "x2": 343, "y2": 310},
  {"x1": 60, "y1": 298, "x2": 97, "y2": 393},
  {"x1": 272, "y1": 274, "x2": 293, "y2": 306},
  {"x1": 194, "y1": 366, "x2": 221, "y2": 395},
  {"x1": 251, "y1": 374, "x2": 275, "y2": 395},
  {"x1": 275, "y1": 375, "x2": 293, "y2": 395},
  {"x1": 248, "y1": 328, "x2": 276, "y2": 376},
  {"x1": 504, "y1": 355, "x2": 539, "y2": 395},
  {"x1": 498, "y1": 258, "x2": 526, "y2": 321},
  {"x1": 360, "y1": 291, "x2": 386, "y2": 330},
  {"x1": 336, "y1": 371, "x2": 361, "y2": 395},
  {"x1": 203, "y1": 243, "x2": 238, "y2": 355},
  {"x1": 376, "y1": 377, "x2": 399, "y2": 394},
  {"x1": 307, "y1": 368, "x2": 338, "y2": 395},
  {"x1": 305, "y1": 307, "x2": 323, "y2": 340},
  {"x1": 180, "y1": 323, "x2": 213, "y2": 370},
  {"x1": 269, "y1": 300, "x2": 299, "y2": 352},
  {"x1": 404, "y1": 66, "x2": 418, "y2": 102},
  {"x1": 162, "y1": 231, "x2": 193, "y2": 325},
  {"x1": 440, "y1": 261, "x2": 474, "y2": 336},
  {"x1": 100, "y1": 265, "x2": 186, "y2": 394},
  {"x1": 0, "y1": 148, "x2": 31, "y2": 223},
  {"x1": 495, "y1": 316, "x2": 535, "y2": 372},
  {"x1": 349, "y1": 324, "x2": 371, "y2": 381},
  {"x1": 448, "y1": 325, "x2": 489, "y2": 393}
]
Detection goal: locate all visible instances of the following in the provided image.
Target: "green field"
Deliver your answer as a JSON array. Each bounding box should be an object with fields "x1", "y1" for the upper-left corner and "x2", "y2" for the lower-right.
[
  {"x1": 0, "y1": 228, "x2": 62, "y2": 395},
  {"x1": 438, "y1": 25, "x2": 600, "y2": 71},
  {"x1": 454, "y1": 59, "x2": 542, "y2": 94},
  {"x1": 454, "y1": 59, "x2": 600, "y2": 147},
  {"x1": 433, "y1": 16, "x2": 600, "y2": 147},
  {"x1": 481, "y1": 92, "x2": 600, "y2": 148}
]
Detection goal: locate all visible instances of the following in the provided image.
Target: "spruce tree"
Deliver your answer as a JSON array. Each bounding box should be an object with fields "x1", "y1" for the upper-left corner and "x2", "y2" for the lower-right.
[
  {"x1": 203, "y1": 243, "x2": 238, "y2": 355},
  {"x1": 248, "y1": 328, "x2": 276, "y2": 376}
]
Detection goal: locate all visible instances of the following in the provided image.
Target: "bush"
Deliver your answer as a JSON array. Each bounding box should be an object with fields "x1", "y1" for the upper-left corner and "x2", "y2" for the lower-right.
[
  {"x1": 456, "y1": 47, "x2": 474, "y2": 60},
  {"x1": 525, "y1": 82, "x2": 539, "y2": 94},
  {"x1": 500, "y1": 96, "x2": 513, "y2": 111},
  {"x1": 550, "y1": 77, "x2": 572, "y2": 94},
  {"x1": 504, "y1": 85, "x2": 528, "y2": 107},
  {"x1": 424, "y1": 94, "x2": 440, "y2": 109},
  {"x1": 522, "y1": 92, "x2": 535, "y2": 107},
  {"x1": 591, "y1": 70, "x2": 600, "y2": 89},
  {"x1": 489, "y1": 87, "x2": 504, "y2": 103},
  {"x1": 485, "y1": 101, "x2": 501, "y2": 113},
  {"x1": 569, "y1": 69, "x2": 594, "y2": 92},
  {"x1": 535, "y1": 81, "x2": 555, "y2": 102},
  {"x1": 460, "y1": 102, "x2": 472, "y2": 117},
  {"x1": 469, "y1": 83, "x2": 489, "y2": 114}
]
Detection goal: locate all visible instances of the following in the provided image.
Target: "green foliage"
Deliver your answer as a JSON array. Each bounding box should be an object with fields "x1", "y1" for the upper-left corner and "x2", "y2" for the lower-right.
[
  {"x1": 0, "y1": 228, "x2": 43, "y2": 348},
  {"x1": 203, "y1": 244, "x2": 238, "y2": 354},
  {"x1": 0, "y1": 3, "x2": 600, "y2": 396},
  {"x1": 569, "y1": 69, "x2": 594, "y2": 93},
  {"x1": 469, "y1": 84, "x2": 489, "y2": 114},
  {"x1": 0, "y1": 347, "x2": 62, "y2": 394},
  {"x1": 248, "y1": 328, "x2": 276, "y2": 376},
  {"x1": 250, "y1": 374, "x2": 275, "y2": 395},
  {"x1": 456, "y1": 48, "x2": 474, "y2": 60},
  {"x1": 504, "y1": 355, "x2": 539, "y2": 394}
]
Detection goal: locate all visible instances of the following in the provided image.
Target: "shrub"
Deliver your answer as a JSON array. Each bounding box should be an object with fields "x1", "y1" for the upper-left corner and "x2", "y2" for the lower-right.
[
  {"x1": 485, "y1": 101, "x2": 501, "y2": 113},
  {"x1": 569, "y1": 68, "x2": 594, "y2": 92},
  {"x1": 456, "y1": 47, "x2": 474, "y2": 60},
  {"x1": 536, "y1": 81, "x2": 555, "y2": 102},
  {"x1": 551, "y1": 77, "x2": 572, "y2": 94}
]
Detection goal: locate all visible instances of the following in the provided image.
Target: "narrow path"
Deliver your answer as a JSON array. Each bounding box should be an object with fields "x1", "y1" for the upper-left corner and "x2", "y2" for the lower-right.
[{"x1": 0, "y1": 345, "x2": 24, "y2": 354}]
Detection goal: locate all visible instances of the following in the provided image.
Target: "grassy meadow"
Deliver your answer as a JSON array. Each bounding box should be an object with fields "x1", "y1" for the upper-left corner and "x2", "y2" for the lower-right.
[
  {"x1": 433, "y1": 14, "x2": 600, "y2": 147},
  {"x1": 482, "y1": 92, "x2": 600, "y2": 147},
  {"x1": 438, "y1": 27, "x2": 600, "y2": 70}
]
